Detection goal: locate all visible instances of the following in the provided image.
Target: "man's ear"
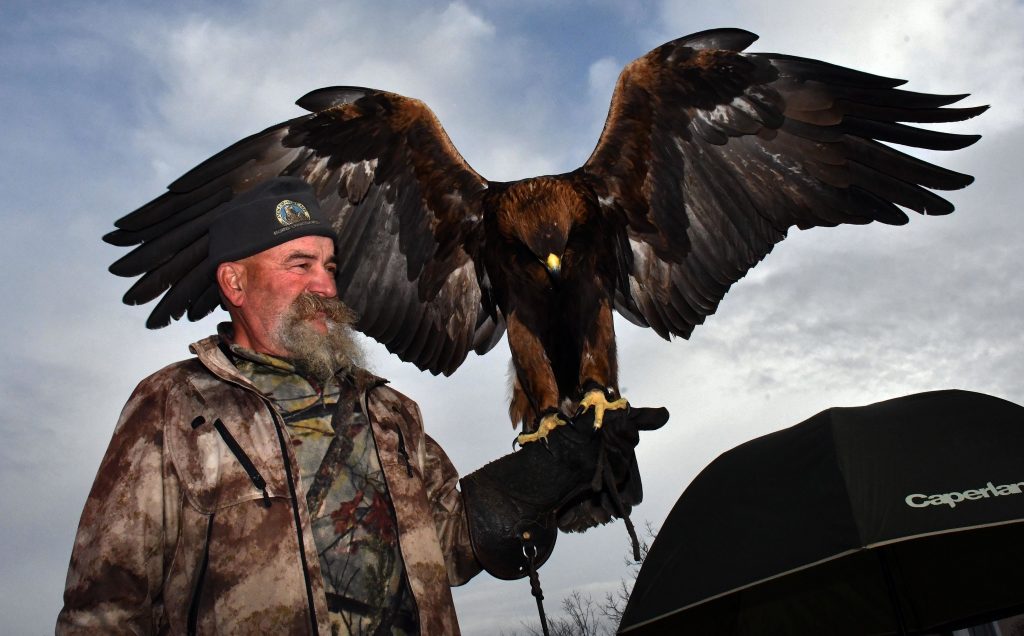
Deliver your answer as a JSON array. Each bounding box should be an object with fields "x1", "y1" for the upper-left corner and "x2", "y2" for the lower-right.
[{"x1": 217, "y1": 262, "x2": 246, "y2": 308}]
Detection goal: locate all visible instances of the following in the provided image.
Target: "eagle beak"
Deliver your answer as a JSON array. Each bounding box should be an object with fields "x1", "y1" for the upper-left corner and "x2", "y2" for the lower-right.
[{"x1": 545, "y1": 253, "x2": 562, "y2": 278}]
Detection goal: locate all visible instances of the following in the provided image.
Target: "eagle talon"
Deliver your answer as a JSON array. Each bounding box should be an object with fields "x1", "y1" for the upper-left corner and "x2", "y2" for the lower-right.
[
  {"x1": 516, "y1": 412, "x2": 568, "y2": 445},
  {"x1": 578, "y1": 389, "x2": 629, "y2": 429}
]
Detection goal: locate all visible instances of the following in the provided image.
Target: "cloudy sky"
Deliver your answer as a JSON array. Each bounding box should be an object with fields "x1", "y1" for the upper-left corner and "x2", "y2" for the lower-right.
[{"x1": 2, "y1": 1, "x2": 1022, "y2": 633}]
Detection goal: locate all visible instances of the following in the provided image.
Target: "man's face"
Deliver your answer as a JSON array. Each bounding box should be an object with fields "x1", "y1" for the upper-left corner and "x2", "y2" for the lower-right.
[{"x1": 222, "y1": 235, "x2": 338, "y2": 356}]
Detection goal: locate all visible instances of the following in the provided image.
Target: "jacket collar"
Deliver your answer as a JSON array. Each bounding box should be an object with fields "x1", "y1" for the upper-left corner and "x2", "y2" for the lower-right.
[{"x1": 189, "y1": 334, "x2": 259, "y2": 391}]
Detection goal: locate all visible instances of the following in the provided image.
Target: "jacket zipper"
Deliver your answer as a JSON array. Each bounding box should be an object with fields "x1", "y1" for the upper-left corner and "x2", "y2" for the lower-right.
[
  {"x1": 187, "y1": 515, "x2": 215, "y2": 636},
  {"x1": 362, "y1": 386, "x2": 421, "y2": 627},
  {"x1": 269, "y1": 408, "x2": 320, "y2": 635}
]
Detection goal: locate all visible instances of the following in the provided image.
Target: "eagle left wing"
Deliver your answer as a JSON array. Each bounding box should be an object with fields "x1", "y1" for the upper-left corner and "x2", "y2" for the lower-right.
[
  {"x1": 582, "y1": 28, "x2": 986, "y2": 339},
  {"x1": 106, "y1": 87, "x2": 502, "y2": 375}
]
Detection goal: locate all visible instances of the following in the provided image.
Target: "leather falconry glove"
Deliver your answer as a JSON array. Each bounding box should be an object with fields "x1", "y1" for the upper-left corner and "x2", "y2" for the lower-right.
[{"x1": 460, "y1": 405, "x2": 668, "y2": 580}]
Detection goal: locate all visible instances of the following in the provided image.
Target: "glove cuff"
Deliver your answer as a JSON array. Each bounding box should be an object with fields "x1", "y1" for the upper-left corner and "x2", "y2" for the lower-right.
[{"x1": 460, "y1": 470, "x2": 558, "y2": 580}]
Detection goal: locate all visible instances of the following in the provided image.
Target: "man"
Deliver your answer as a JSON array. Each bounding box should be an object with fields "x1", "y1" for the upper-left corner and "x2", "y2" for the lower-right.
[{"x1": 58, "y1": 177, "x2": 663, "y2": 635}]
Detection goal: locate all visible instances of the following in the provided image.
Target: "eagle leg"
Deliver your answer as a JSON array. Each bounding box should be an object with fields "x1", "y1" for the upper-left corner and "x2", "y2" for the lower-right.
[
  {"x1": 577, "y1": 388, "x2": 629, "y2": 429},
  {"x1": 516, "y1": 410, "x2": 569, "y2": 445},
  {"x1": 575, "y1": 297, "x2": 624, "y2": 429},
  {"x1": 506, "y1": 310, "x2": 561, "y2": 429}
]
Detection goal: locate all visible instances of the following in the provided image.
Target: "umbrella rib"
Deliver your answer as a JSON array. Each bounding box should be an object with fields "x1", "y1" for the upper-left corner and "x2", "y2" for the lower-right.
[{"x1": 864, "y1": 517, "x2": 1024, "y2": 550}]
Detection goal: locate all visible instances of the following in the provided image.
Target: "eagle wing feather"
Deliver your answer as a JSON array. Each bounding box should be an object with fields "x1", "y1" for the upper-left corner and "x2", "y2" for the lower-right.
[{"x1": 106, "y1": 87, "x2": 502, "y2": 375}]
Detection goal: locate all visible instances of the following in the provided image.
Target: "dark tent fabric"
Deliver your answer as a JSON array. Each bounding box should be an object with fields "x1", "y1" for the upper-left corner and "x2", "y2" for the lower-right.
[{"x1": 620, "y1": 390, "x2": 1024, "y2": 635}]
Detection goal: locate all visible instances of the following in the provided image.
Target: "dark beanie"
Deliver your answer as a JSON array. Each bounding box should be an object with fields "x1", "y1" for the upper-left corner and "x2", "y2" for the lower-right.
[{"x1": 208, "y1": 176, "x2": 338, "y2": 266}]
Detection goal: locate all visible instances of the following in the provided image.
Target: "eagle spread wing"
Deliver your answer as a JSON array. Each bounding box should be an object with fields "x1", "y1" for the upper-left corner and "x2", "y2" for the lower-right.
[
  {"x1": 107, "y1": 87, "x2": 503, "y2": 375},
  {"x1": 584, "y1": 29, "x2": 985, "y2": 339},
  {"x1": 106, "y1": 28, "x2": 983, "y2": 410}
]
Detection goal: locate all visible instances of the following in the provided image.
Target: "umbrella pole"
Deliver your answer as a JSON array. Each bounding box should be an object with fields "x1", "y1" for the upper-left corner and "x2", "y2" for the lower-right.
[{"x1": 877, "y1": 549, "x2": 909, "y2": 636}]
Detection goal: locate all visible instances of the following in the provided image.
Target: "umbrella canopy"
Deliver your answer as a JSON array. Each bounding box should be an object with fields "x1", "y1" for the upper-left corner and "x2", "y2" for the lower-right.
[{"x1": 620, "y1": 390, "x2": 1024, "y2": 635}]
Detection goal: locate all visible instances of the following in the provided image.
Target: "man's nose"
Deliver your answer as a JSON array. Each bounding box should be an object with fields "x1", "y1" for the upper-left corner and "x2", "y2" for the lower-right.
[{"x1": 308, "y1": 265, "x2": 337, "y2": 297}]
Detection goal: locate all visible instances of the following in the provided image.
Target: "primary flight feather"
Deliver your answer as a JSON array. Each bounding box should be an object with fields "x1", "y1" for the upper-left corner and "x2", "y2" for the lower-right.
[{"x1": 106, "y1": 28, "x2": 986, "y2": 437}]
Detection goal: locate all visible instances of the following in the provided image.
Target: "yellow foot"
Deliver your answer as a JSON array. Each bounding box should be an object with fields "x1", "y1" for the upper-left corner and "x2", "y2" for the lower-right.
[
  {"x1": 578, "y1": 389, "x2": 628, "y2": 429},
  {"x1": 517, "y1": 412, "x2": 568, "y2": 445}
]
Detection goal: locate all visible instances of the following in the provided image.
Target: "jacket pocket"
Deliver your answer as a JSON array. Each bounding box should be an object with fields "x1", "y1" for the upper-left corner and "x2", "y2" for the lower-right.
[
  {"x1": 211, "y1": 418, "x2": 272, "y2": 508},
  {"x1": 167, "y1": 408, "x2": 286, "y2": 513}
]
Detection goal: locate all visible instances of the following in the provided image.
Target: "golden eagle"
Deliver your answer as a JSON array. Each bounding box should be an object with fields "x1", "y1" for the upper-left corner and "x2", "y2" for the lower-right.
[{"x1": 106, "y1": 29, "x2": 985, "y2": 440}]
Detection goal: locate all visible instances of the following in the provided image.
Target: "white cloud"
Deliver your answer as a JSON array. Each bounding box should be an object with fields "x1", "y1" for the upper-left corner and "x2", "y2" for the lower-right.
[
  {"x1": 123, "y1": 4, "x2": 458, "y2": 170},
  {"x1": 588, "y1": 56, "x2": 620, "y2": 97}
]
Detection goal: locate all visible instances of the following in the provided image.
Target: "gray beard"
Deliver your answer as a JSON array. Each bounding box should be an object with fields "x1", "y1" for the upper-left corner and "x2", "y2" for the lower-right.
[{"x1": 275, "y1": 294, "x2": 364, "y2": 382}]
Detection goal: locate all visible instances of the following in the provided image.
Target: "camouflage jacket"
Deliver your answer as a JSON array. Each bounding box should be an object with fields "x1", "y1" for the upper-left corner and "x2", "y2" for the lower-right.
[{"x1": 57, "y1": 335, "x2": 480, "y2": 635}]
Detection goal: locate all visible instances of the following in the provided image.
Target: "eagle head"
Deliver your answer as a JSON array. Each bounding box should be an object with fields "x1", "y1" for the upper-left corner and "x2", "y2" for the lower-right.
[{"x1": 499, "y1": 176, "x2": 589, "y2": 279}]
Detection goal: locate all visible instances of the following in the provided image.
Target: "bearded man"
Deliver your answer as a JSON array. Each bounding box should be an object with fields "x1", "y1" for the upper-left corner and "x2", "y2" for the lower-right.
[{"x1": 58, "y1": 177, "x2": 665, "y2": 635}]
